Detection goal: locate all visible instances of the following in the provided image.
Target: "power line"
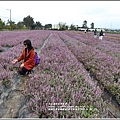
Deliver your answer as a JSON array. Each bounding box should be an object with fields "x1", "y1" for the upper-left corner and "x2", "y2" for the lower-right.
[
  {"x1": 0, "y1": 16, "x2": 22, "y2": 23},
  {"x1": 0, "y1": 13, "x2": 22, "y2": 23},
  {"x1": 12, "y1": 18, "x2": 21, "y2": 22},
  {"x1": 0, "y1": 16, "x2": 9, "y2": 19},
  {"x1": 0, "y1": 6, "x2": 23, "y2": 23},
  {"x1": 0, "y1": 6, "x2": 9, "y2": 10}
]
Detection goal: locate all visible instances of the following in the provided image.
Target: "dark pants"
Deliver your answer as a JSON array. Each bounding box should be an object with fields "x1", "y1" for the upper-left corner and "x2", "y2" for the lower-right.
[{"x1": 19, "y1": 67, "x2": 31, "y2": 75}]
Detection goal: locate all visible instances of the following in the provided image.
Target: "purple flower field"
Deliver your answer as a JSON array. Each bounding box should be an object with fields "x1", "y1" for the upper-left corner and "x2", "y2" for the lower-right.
[
  {"x1": 0, "y1": 30, "x2": 120, "y2": 118},
  {"x1": 58, "y1": 31, "x2": 120, "y2": 105}
]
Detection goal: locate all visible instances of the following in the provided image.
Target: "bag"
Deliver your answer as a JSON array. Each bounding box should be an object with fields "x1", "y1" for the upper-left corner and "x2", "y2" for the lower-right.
[{"x1": 34, "y1": 52, "x2": 40, "y2": 65}]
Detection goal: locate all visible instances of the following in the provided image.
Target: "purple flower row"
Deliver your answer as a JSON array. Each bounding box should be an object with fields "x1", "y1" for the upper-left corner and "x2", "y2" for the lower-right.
[
  {"x1": 58, "y1": 31, "x2": 120, "y2": 105},
  {"x1": 63, "y1": 31, "x2": 120, "y2": 59},
  {"x1": 0, "y1": 30, "x2": 52, "y2": 51},
  {"x1": 0, "y1": 30, "x2": 51, "y2": 81},
  {"x1": 25, "y1": 31, "x2": 108, "y2": 118}
]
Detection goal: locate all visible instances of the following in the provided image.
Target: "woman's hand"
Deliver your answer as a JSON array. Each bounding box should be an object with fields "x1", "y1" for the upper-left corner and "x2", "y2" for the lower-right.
[
  {"x1": 20, "y1": 63, "x2": 24, "y2": 68},
  {"x1": 11, "y1": 59, "x2": 18, "y2": 64}
]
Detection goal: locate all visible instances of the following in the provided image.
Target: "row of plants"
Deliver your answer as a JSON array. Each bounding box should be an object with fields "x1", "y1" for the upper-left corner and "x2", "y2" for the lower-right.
[
  {"x1": 0, "y1": 30, "x2": 51, "y2": 90},
  {"x1": 24, "y1": 31, "x2": 109, "y2": 118},
  {"x1": 64, "y1": 31, "x2": 120, "y2": 59},
  {"x1": 58, "y1": 31, "x2": 120, "y2": 105},
  {"x1": 0, "y1": 30, "x2": 52, "y2": 52}
]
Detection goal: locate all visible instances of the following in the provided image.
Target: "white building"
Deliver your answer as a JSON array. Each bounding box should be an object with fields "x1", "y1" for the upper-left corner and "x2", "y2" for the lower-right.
[{"x1": 52, "y1": 24, "x2": 60, "y2": 30}]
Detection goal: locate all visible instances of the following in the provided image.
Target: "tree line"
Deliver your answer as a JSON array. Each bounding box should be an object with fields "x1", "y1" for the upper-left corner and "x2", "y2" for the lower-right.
[
  {"x1": 0, "y1": 15, "x2": 94, "y2": 31},
  {"x1": 0, "y1": 15, "x2": 53, "y2": 30}
]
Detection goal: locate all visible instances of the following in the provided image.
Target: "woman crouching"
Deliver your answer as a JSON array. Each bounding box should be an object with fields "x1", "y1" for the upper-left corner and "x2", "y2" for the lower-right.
[{"x1": 11, "y1": 39, "x2": 35, "y2": 75}]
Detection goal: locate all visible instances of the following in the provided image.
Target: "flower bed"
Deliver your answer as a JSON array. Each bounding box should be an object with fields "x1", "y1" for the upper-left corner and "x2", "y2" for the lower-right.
[
  {"x1": 0, "y1": 30, "x2": 51, "y2": 92},
  {"x1": 25, "y1": 32, "x2": 108, "y2": 118},
  {"x1": 58, "y1": 32, "x2": 120, "y2": 105}
]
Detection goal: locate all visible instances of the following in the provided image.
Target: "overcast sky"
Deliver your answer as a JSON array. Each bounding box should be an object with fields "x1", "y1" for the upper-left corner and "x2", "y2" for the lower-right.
[{"x1": 0, "y1": 1, "x2": 120, "y2": 29}]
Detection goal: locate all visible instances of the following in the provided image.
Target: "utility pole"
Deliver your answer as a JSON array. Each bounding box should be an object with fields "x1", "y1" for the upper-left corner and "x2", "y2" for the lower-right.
[
  {"x1": 9, "y1": 9, "x2": 11, "y2": 30},
  {"x1": 6, "y1": 9, "x2": 11, "y2": 30}
]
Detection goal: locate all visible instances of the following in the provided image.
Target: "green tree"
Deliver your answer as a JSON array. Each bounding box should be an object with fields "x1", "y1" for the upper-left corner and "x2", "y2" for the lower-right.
[
  {"x1": 11, "y1": 21, "x2": 17, "y2": 30},
  {"x1": 35, "y1": 21, "x2": 42, "y2": 29},
  {"x1": 70, "y1": 24, "x2": 76, "y2": 30},
  {"x1": 6, "y1": 19, "x2": 16, "y2": 30},
  {"x1": 17, "y1": 21, "x2": 24, "y2": 29},
  {"x1": 0, "y1": 19, "x2": 5, "y2": 30},
  {"x1": 58, "y1": 22, "x2": 67, "y2": 30},
  {"x1": 31, "y1": 23, "x2": 36, "y2": 30},
  {"x1": 23, "y1": 15, "x2": 34, "y2": 29},
  {"x1": 36, "y1": 21, "x2": 42, "y2": 27}
]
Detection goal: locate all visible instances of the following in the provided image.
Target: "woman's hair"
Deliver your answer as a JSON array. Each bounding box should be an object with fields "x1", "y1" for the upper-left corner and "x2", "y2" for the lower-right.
[{"x1": 23, "y1": 39, "x2": 33, "y2": 52}]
